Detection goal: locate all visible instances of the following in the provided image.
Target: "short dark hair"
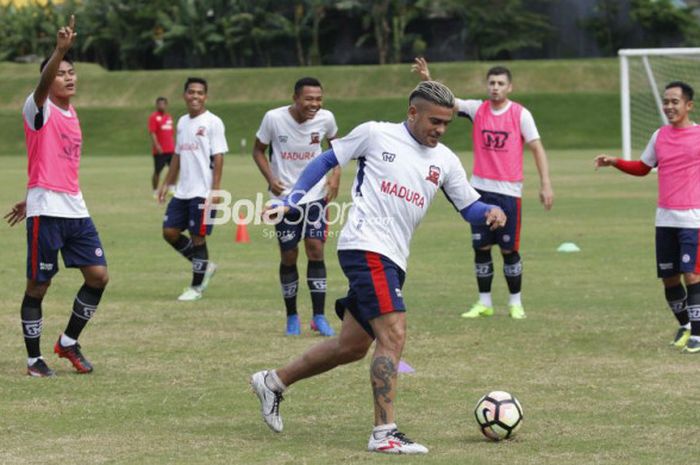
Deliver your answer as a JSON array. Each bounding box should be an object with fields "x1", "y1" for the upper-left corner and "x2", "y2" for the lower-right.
[
  {"x1": 665, "y1": 81, "x2": 694, "y2": 102},
  {"x1": 294, "y1": 77, "x2": 322, "y2": 95},
  {"x1": 40, "y1": 54, "x2": 73, "y2": 73},
  {"x1": 184, "y1": 77, "x2": 208, "y2": 93},
  {"x1": 156, "y1": 96, "x2": 168, "y2": 104},
  {"x1": 487, "y1": 66, "x2": 512, "y2": 82}
]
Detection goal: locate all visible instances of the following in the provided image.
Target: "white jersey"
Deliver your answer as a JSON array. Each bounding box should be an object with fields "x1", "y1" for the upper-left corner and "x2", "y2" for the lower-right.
[
  {"x1": 333, "y1": 121, "x2": 481, "y2": 271},
  {"x1": 23, "y1": 95, "x2": 89, "y2": 218},
  {"x1": 175, "y1": 110, "x2": 228, "y2": 199},
  {"x1": 256, "y1": 106, "x2": 337, "y2": 203},
  {"x1": 640, "y1": 129, "x2": 700, "y2": 228},
  {"x1": 456, "y1": 98, "x2": 539, "y2": 198}
]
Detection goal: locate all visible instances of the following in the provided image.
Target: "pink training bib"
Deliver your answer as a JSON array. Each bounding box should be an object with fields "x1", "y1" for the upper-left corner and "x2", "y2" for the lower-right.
[
  {"x1": 654, "y1": 124, "x2": 700, "y2": 210},
  {"x1": 25, "y1": 102, "x2": 82, "y2": 194},
  {"x1": 472, "y1": 100, "x2": 524, "y2": 182}
]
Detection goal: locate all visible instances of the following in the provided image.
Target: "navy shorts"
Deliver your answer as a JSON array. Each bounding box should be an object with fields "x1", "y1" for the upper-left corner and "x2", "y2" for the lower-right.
[
  {"x1": 335, "y1": 250, "x2": 406, "y2": 338},
  {"x1": 163, "y1": 197, "x2": 215, "y2": 236},
  {"x1": 275, "y1": 199, "x2": 328, "y2": 251},
  {"x1": 26, "y1": 216, "x2": 107, "y2": 283},
  {"x1": 656, "y1": 227, "x2": 700, "y2": 278},
  {"x1": 153, "y1": 153, "x2": 173, "y2": 174},
  {"x1": 471, "y1": 189, "x2": 521, "y2": 251}
]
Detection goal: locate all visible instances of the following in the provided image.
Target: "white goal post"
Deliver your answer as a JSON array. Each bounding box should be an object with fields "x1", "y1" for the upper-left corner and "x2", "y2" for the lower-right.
[{"x1": 619, "y1": 48, "x2": 700, "y2": 160}]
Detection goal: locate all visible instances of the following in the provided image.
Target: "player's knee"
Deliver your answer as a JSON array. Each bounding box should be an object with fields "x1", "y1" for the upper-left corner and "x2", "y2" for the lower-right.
[
  {"x1": 305, "y1": 242, "x2": 324, "y2": 261},
  {"x1": 162, "y1": 228, "x2": 179, "y2": 244},
  {"x1": 280, "y1": 248, "x2": 298, "y2": 266},
  {"x1": 663, "y1": 275, "x2": 682, "y2": 288},
  {"x1": 376, "y1": 323, "x2": 406, "y2": 354},
  {"x1": 86, "y1": 269, "x2": 109, "y2": 289},
  {"x1": 26, "y1": 280, "x2": 50, "y2": 299}
]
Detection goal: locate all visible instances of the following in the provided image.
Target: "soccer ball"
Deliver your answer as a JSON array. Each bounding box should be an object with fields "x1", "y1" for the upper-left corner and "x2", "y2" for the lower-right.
[{"x1": 474, "y1": 391, "x2": 523, "y2": 441}]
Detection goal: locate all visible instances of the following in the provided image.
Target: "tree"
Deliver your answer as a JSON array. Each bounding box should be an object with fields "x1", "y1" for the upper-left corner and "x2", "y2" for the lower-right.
[
  {"x1": 582, "y1": 0, "x2": 629, "y2": 56},
  {"x1": 630, "y1": 0, "x2": 700, "y2": 47}
]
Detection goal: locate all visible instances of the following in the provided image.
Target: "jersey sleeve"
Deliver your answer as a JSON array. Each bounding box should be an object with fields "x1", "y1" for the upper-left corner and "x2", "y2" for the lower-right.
[
  {"x1": 255, "y1": 111, "x2": 273, "y2": 145},
  {"x1": 440, "y1": 152, "x2": 481, "y2": 210},
  {"x1": 326, "y1": 112, "x2": 338, "y2": 139},
  {"x1": 23, "y1": 93, "x2": 49, "y2": 131},
  {"x1": 640, "y1": 129, "x2": 659, "y2": 167},
  {"x1": 210, "y1": 117, "x2": 229, "y2": 155},
  {"x1": 148, "y1": 113, "x2": 158, "y2": 133},
  {"x1": 331, "y1": 122, "x2": 373, "y2": 166},
  {"x1": 520, "y1": 108, "x2": 540, "y2": 143},
  {"x1": 455, "y1": 98, "x2": 481, "y2": 120}
]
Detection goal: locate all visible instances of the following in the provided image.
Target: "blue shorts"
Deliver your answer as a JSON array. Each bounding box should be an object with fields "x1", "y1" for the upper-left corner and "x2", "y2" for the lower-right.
[
  {"x1": 656, "y1": 227, "x2": 700, "y2": 278},
  {"x1": 335, "y1": 250, "x2": 406, "y2": 338},
  {"x1": 26, "y1": 216, "x2": 107, "y2": 283},
  {"x1": 163, "y1": 197, "x2": 215, "y2": 236},
  {"x1": 275, "y1": 199, "x2": 328, "y2": 251},
  {"x1": 471, "y1": 189, "x2": 521, "y2": 251}
]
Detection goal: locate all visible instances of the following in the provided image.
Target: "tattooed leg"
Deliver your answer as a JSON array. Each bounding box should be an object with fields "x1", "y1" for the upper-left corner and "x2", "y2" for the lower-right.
[{"x1": 369, "y1": 312, "x2": 406, "y2": 426}]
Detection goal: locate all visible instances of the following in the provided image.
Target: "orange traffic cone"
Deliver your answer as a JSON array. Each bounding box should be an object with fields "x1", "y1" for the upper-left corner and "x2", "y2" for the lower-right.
[{"x1": 235, "y1": 213, "x2": 250, "y2": 243}]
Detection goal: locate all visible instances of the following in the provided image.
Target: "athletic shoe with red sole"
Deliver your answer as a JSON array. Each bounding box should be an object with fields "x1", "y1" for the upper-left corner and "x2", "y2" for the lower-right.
[{"x1": 54, "y1": 337, "x2": 93, "y2": 373}]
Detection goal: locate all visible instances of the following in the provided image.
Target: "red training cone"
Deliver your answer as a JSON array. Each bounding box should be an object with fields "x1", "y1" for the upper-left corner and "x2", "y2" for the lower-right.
[{"x1": 235, "y1": 213, "x2": 250, "y2": 243}]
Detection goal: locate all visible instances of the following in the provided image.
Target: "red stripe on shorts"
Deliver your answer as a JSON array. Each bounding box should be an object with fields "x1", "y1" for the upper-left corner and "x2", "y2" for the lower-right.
[
  {"x1": 695, "y1": 229, "x2": 700, "y2": 274},
  {"x1": 31, "y1": 217, "x2": 40, "y2": 280},
  {"x1": 365, "y1": 252, "x2": 393, "y2": 314},
  {"x1": 199, "y1": 201, "x2": 208, "y2": 236},
  {"x1": 514, "y1": 198, "x2": 522, "y2": 252}
]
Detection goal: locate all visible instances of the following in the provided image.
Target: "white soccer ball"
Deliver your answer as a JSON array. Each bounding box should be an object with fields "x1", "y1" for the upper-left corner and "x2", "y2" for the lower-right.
[{"x1": 474, "y1": 390, "x2": 523, "y2": 441}]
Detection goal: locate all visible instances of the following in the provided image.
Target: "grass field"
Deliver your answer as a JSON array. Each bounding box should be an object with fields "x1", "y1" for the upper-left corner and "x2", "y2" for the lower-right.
[{"x1": 1, "y1": 149, "x2": 699, "y2": 465}]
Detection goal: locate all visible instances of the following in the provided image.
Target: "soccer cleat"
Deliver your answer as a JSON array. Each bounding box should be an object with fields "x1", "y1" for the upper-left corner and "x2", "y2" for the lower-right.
[
  {"x1": 250, "y1": 370, "x2": 284, "y2": 433},
  {"x1": 199, "y1": 262, "x2": 217, "y2": 291},
  {"x1": 670, "y1": 327, "x2": 691, "y2": 348},
  {"x1": 54, "y1": 338, "x2": 93, "y2": 373},
  {"x1": 682, "y1": 337, "x2": 700, "y2": 354},
  {"x1": 311, "y1": 314, "x2": 335, "y2": 337},
  {"x1": 509, "y1": 304, "x2": 526, "y2": 319},
  {"x1": 286, "y1": 314, "x2": 301, "y2": 336},
  {"x1": 461, "y1": 302, "x2": 494, "y2": 319},
  {"x1": 27, "y1": 358, "x2": 55, "y2": 378},
  {"x1": 368, "y1": 429, "x2": 429, "y2": 455},
  {"x1": 178, "y1": 287, "x2": 202, "y2": 301}
]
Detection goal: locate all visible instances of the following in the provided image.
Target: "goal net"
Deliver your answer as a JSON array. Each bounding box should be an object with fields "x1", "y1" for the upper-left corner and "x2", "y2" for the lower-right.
[{"x1": 619, "y1": 48, "x2": 700, "y2": 160}]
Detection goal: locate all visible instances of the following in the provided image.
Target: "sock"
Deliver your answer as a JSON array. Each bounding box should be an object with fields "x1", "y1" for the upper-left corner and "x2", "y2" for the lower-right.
[
  {"x1": 503, "y1": 251, "x2": 523, "y2": 296},
  {"x1": 664, "y1": 284, "x2": 690, "y2": 327},
  {"x1": 21, "y1": 294, "x2": 43, "y2": 358},
  {"x1": 60, "y1": 333, "x2": 77, "y2": 347},
  {"x1": 307, "y1": 260, "x2": 327, "y2": 315},
  {"x1": 27, "y1": 356, "x2": 42, "y2": 366},
  {"x1": 264, "y1": 369, "x2": 287, "y2": 393},
  {"x1": 508, "y1": 292, "x2": 522, "y2": 306},
  {"x1": 64, "y1": 284, "x2": 105, "y2": 341},
  {"x1": 478, "y1": 292, "x2": 492, "y2": 307},
  {"x1": 170, "y1": 234, "x2": 194, "y2": 261},
  {"x1": 372, "y1": 423, "x2": 398, "y2": 438},
  {"x1": 191, "y1": 243, "x2": 208, "y2": 288},
  {"x1": 280, "y1": 264, "x2": 299, "y2": 316},
  {"x1": 686, "y1": 282, "x2": 700, "y2": 337},
  {"x1": 474, "y1": 249, "x2": 493, "y2": 304}
]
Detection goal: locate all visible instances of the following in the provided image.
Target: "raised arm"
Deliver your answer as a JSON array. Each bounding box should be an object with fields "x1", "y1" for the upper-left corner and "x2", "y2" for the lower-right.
[
  {"x1": 411, "y1": 57, "x2": 432, "y2": 81},
  {"x1": 34, "y1": 15, "x2": 77, "y2": 108}
]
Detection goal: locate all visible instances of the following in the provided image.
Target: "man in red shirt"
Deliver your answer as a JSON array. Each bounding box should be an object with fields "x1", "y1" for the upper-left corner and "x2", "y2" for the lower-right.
[{"x1": 148, "y1": 97, "x2": 175, "y2": 196}]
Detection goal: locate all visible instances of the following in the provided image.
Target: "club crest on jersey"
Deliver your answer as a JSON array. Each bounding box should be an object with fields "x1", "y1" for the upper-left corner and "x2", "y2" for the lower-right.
[
  {"x1": 310, "y1": 132, "x2": 320, "y2": 144},
  {"x1": 278, "y1": 135, "x2": 288, "y2": 143},
  {"x1": 481, "y1": 130, "x2": 509, "y2": 149},
  {"x1": 425, "y1": 165, "x2": 441, "y2": 185},
  {"x1": 196, "y1": 126, "x2": 206, "y2": 137}
]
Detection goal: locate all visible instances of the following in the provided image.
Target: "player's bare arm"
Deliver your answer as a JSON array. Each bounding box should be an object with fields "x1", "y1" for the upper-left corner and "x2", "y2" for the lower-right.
[
  {"x1": 210, "y1": 153, "x2": 224, "y2": 204},
  {"x1": 485, "y1": 207, "x2": 507, "y2": 231},
  {"x1": 411, "y1": 57, "x2": 432, "y2": 81},
  {"x1": 150, "y1": 132, "x2": 163, "y2": 155},
  {"x1": 34, "y1": 15, "x2": 77, "y2": 108},
  {"x1": 252, "y1": 138, "x2": 286, "y2": 196},
  {"x1": 158, "y1": 153, "x2": 180, "y2": 203},
  {"x1": 528, "y1": 139, "x2": 554, "y2": 210},
  {"x1": 4, "y1": 201, "x2": 27, "y2": 227}
]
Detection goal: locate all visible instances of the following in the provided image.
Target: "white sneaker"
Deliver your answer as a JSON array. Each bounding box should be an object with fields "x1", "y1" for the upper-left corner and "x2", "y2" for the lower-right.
[
  {"x1": 177, "y1": 287, "x2": 202, "y2": 301},
  {"x1": 200, "y1": 262, "x2": 217, "y2": 291},
  {"x1": 250, "y1": 370, "x2": 284, "y2": 432},
  {"x1": 368, "y1": 428, "x2": 429, "y2": 454}
]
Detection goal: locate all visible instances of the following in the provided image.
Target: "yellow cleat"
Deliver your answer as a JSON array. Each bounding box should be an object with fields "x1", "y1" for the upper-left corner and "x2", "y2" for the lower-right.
[
  {"x1": 461, "y1": 302, "x2": 494, "y2": 318},
  {"x1": 682, "y1": 337, "x2": 700, "y2": 354},
  {"x1": 508, "y1": 304, "x2": 526, "y2": 319},
  {"x1": 670, "y1": 327, "x2": 690, "y2": 348}
]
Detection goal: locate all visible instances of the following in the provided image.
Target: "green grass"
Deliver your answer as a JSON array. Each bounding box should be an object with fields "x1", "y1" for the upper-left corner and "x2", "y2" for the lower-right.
[{"x1": 1, "y1": 150, "x2": 698, "y2": 465}]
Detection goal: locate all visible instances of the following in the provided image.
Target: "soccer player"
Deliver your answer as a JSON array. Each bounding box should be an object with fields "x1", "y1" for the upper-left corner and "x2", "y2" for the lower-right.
[
  {"x1": 594, "y1": 81, "x2": 700, "y2": 353},
  {"x1": 412, "y1": 57, "x2": 554, "y2": 320},
  {"x1": 250, "y1": 81, "x2": 506, "y2": 454},
  {"x1": 4, "y1": 15, "x2": 109, "y2": 377},
  {"x1": 158, "y1": 77, "x2": 228, "y2": 301},
  {"x1": 252, "y1": 77, "x2": 340, "y2": 336},
  {"x1": 148, "y1": 96, "x2": 175, "y2": 197}
]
